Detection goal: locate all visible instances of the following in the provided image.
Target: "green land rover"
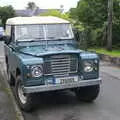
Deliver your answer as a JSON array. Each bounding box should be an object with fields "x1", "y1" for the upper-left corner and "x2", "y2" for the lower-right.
[{"x1": 0, "y1": 16, "x2": 101, "y2": 112}]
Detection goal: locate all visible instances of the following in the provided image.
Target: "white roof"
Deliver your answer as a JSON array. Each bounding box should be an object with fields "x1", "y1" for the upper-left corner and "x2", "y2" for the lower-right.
[{"x1": 6, "y1": 16, "x2": 70, "y2": 25}]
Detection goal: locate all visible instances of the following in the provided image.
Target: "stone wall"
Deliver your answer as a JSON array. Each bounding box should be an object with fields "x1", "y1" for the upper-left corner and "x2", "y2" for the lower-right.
[{"x1": 99, "y1": 54, "x2": 120, "y2": 67}]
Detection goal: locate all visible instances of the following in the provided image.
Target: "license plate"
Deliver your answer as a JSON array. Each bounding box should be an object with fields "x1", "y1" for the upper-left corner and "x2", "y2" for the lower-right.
[{"x1": 55, "y1": 76, "x2": 78, "y2": 84}]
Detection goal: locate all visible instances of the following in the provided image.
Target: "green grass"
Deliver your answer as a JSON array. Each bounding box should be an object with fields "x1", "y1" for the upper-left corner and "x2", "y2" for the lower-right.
[{"x1": 88, "y1": 48, "x2": 120, "y2": 57}]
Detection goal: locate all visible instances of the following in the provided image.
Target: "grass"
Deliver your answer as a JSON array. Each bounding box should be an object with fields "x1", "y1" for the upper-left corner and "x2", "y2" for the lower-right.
[{"x1": 88, "y1": 48, "x2": 120, "y2": 57}]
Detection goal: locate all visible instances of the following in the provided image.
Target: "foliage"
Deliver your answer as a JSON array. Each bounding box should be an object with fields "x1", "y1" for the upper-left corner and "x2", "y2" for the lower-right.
[
  {"x1": 69, "y1": 8, "x2": 78, "y2": 20},
  {"x1": 0, "y1": 5, "x2": 15, "y2": 28},
  {"x1": 69, "y1": 0, "x2": 120, "y2": 49},
  {"x1": 89, "y1": 48, "x2": 120, "y2": 57},
  {"x1": 112, "y1": 0, "x2": 120, "y2": 47},
  {"x1": 70, "y1": 0, "x2": 108, "y2": 29},
  {"x1": 40, "y1": 9, "x2": 70, "y2": 20},
  {"x1": 26, "y1": 2, "x2": 37, "y2": 10}
]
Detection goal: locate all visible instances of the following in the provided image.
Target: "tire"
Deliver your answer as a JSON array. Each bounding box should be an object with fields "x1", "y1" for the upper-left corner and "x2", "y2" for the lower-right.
[
  {"x1": 6, "y1": 63, "x2": 15, "y2": 86},
  {"x1": 75, "y1": 85, "x2": 100, "y2": 102},
  {"x1": 15, "y1": 76, "x2": 33, "y2": 112}
]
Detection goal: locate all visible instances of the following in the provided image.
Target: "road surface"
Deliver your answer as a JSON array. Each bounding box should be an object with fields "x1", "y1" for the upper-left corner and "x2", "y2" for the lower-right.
[
  {"x1": 0, "y1": 43, "x2": 120, "y2": 120},
  {"x1": 22, "y1": 65, "x2": 120, "y2": 120}
]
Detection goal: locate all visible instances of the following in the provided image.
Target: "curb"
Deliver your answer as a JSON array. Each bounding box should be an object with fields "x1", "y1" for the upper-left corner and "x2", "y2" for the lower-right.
[
  {"x1": 0, "y1": 70, "x2": 24, "y2": 120},
  {"x1": 99, "y1": 54, "x2": 120, "y2": 67},
  {"x1": 88, "y1": 50, "x2": 120, "y2": 67}
]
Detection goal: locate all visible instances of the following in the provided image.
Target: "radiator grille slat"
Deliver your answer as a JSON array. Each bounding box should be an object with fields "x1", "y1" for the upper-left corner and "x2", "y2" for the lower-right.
[{"x1": 44, "y1": 54, "x2": 78, "y2": 77}]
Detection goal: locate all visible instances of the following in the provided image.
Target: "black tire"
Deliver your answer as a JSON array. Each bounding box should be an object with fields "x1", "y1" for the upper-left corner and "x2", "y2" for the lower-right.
[
  {"x1": 15, "y1": 76, "x2": 33, "y2": 112},
  {"x1": 6, "y1": 63, "x2": 15, "y2": 86},
  {"x1": 75, "y1": 85, "x2": 100, "y2": 102}
]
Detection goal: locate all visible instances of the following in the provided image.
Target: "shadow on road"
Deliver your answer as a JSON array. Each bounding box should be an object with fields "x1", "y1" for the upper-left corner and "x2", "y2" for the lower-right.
[
  {"x1": 32, "y1": 91, "x2": 90, "y2": 110},
  {"x1": 11, "y1": 87, "x2": 95, "y2": 120},
  {"x1": 12, "y1": 88, "x2": 92, "y2": 111}
]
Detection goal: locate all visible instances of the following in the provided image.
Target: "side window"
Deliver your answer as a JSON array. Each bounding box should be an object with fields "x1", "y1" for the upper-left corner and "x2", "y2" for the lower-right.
[
  {"x1": 11, "y1": 26, "x2": 15, "y2": 41},
  {"x1": 6, "y1": 25, "x2": 11, "y2": 36}
]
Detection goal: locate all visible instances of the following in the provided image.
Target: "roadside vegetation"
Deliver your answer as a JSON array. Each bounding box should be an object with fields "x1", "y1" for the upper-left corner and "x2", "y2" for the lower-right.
[
  {"x1": 0, "y1": 6, "x2": 15, "y2": 28},
  {"x1": 89, "y1": 48, "x2": 120, "y2": 57},
  {"x1": 69, "y1": 0, "x2": 120, "y2": 52}
]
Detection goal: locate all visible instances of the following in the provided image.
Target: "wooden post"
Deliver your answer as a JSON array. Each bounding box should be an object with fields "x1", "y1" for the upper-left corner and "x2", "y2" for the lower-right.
[{"x1": 107, "y1": 0, "x2": 113, "y2": 51}]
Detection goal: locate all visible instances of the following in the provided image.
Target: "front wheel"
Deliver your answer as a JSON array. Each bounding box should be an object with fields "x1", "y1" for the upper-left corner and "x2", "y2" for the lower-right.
[
  {"x1": 75, "y1": 85, "x2": 100, "y2": 102},
  {"x1": 15, "y1": 76, "x2": 33, "y2": 112}
]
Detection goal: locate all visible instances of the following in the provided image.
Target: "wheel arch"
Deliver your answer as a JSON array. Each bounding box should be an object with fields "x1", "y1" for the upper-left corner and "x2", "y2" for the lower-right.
[
  {"x1": 5, "y1": 56, "x2": 8, "y2": 64},
  {"x1": 16, "y1": 67, "x2": 21, "y2": 77}
]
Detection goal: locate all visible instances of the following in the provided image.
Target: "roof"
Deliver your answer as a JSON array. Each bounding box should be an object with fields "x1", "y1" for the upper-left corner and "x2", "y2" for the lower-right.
[
  {"x1": 6, "y1": 16, "x2": 70, "y2": 25},
  {"x1": 15, "y1": 9, "x2": 60, "y2": 17}
]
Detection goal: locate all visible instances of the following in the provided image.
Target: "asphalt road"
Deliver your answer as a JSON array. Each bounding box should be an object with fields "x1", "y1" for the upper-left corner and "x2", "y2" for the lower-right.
[
  {"x1": 0, "y1": 43, "x2": 120, "y2": 120},
  {"x1": 22, "y1": 63, "x2": 120, "y2": 120}
]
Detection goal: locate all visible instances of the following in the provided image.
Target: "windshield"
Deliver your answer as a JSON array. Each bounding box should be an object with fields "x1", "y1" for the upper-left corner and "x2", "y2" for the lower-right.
[{"x1": 15, "y1": 24, "x2": 74, "y2": 41}]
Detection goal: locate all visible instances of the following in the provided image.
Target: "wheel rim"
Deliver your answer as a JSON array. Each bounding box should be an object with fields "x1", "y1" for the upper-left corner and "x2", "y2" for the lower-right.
[{"x1": 18, "y1": 83, "x2": 27, "y2": 104}]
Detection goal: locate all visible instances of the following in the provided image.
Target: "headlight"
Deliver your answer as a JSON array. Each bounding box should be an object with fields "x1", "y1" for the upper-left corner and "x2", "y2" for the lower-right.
[
  {"x1": 83, "y1": 60, "x2": 98, "y2": 73},
  {"x1": 31, "y1": 65, "x2": 43, "y2": 77}
]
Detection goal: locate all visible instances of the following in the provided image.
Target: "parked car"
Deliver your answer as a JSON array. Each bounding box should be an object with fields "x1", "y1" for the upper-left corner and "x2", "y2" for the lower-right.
[
  {"x1": 0, "y1": 16, "x2": 101, "y2": 112},
  {"x1": 0, "y1": 27, "x2": 4, "y2": 37}
]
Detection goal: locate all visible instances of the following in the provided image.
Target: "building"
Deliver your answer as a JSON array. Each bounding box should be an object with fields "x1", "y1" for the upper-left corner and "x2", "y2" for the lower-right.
[{"x1": 16, "y1": 8, "x2": 60, "y2": 17}]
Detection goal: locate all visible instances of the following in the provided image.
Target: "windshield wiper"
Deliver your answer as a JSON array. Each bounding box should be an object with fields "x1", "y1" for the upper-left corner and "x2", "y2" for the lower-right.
[
  {"x1": 33, "y1": 37, "x2": 44, "y2": 40},
  {"x1": 28, "y1": 38, "x2": 44, "y2": 42},
  {"x1": 17, "y1": 37, "x2": 44, "y2": 42}
]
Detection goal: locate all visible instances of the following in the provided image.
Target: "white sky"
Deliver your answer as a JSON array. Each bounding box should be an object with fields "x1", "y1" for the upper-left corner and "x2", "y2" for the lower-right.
[{"x1": 0, "y1": 0, "x2": 78, "y2": 11}]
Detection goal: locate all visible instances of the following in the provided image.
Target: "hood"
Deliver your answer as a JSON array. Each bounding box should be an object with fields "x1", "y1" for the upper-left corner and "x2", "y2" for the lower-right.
[
  {"x1": 16, "y1": 45, "x2": 82, "y2": 65},
  {"x1": 18, "y1": 45, "x2": 83, "y2": 56},
  {"x1": 16, "y1": 45, "x2": 98, "y2": 65}
]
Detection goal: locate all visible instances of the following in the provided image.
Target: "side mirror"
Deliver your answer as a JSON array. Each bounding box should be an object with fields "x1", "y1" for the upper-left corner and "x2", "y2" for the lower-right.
[{"x1": 0, "y1": 36, "x2": 11, "y2": 45}]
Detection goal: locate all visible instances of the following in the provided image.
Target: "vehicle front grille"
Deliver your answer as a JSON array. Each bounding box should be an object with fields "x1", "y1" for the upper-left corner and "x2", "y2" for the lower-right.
[{"x1": 44, "y1": 54, "x2": 78, "y2": 77}]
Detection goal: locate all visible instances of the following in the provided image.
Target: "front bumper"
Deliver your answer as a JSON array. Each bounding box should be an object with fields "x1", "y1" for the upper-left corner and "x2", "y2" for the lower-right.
[{"x1": 23, "y1": 78, "x2": 102, "y2": 93}]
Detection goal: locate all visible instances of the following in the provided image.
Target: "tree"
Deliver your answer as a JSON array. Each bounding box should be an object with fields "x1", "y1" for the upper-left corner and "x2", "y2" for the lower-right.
[
  {"x1": 26, "y1": 2, "x2": 37, "y2": 11},
  {"x1": 112, "y1": 0, "x2": 120, "y2": 48},
  {"x1": 70, "y1": 0, "x2": 108, "y2": 29},
  {"x1": 69, "y1": 8, "x2": 78, "y2": 20},
  {"x1": 0, "y1": 5, "x2": 15, "y2": 28},
  {"x1": 26, "y1": 2, "x2": 39, "y2": 16},
  {"x1": 69, "y1": 0, "x2": 120, "y2": 49},
  {"x1": 69, "y1": 0, "x2": 108, "y2": 48}
]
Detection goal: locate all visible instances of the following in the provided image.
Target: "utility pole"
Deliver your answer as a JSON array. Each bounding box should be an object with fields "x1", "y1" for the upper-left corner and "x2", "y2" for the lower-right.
[{"x1": 107, "y1": 0, "x2": 113, "y2": 51}]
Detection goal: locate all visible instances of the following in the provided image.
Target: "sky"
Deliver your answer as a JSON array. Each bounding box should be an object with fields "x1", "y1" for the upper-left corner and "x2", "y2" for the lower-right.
[{"x1": 0, "y1": 0, "x2": 79, "y2": 11}]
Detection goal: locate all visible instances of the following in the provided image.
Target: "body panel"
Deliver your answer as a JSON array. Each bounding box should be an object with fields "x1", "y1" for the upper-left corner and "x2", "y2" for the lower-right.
[
  {"x1": 23, "y1": 77, "x2": 102, "y2": 93},
  {"x1": 4, "y1": 17, "x2": 101, "y2": 94}
]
